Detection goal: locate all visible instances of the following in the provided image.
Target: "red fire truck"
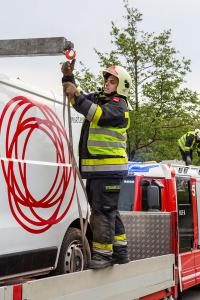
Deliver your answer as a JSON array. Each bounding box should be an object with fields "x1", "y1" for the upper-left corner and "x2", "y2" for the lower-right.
[{"x1": 118, "y1": 161, "x2": 200, "y2": 299}]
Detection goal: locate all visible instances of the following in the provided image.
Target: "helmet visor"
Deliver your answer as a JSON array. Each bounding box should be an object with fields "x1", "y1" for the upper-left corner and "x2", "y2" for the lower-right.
[{"x1": 102, "y1": 66, "x2": 119, "y2": 79}]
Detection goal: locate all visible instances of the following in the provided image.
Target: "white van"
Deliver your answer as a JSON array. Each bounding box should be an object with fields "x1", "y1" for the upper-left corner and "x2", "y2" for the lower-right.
[{"x1": 0, "y1": 75, "x2": 91, "y2": 282}]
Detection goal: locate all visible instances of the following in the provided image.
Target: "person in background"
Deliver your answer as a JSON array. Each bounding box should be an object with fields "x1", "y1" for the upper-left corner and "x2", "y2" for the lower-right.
[
  {"x1": 178, "y1": 129, "x2": 200, "y2": 165},
  {"x1": 61, "y1": 61, "x2": 132, "y2": 269}
]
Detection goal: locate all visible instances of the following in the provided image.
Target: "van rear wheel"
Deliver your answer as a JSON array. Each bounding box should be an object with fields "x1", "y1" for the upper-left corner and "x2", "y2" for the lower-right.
[{"x1": 55, "y1": 227, "x2": 91, "y2": 274}]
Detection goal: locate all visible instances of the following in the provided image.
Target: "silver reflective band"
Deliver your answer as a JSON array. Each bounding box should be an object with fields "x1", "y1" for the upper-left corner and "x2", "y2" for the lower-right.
[
  {"x1": 113, "y1": 240, "x2": 128, "y2": 246},
  {"x1": 86, "y1": 103, "x2": 98, "y2": 121},
  {"x1": 87, "y1": 140, "x2": 126, "y2": 148},
  {"x1": 89, "y1": 128, "x2": 126, "y2": 141},
  {"x1": 82, "y1": 164, "x2": 128, "y2": 172},
  {"x1": 93, "y1": 249, "x2": 112, "y2": 255}
]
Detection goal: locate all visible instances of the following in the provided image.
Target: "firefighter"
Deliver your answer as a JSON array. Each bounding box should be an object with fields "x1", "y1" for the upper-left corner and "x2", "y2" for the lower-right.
[
  {"x1": 178, "y1": 129, "x2": 200, "y2": 165},
  {"x1": 61, "y1": 61, "x2": 131, "y2": 269}
]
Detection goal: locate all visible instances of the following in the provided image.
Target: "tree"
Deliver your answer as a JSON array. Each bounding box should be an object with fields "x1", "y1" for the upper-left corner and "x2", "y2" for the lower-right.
[
  {"x1": 74, "y1": 62, "x2": 101, "y2": 93},
  {"x1": 76, "y1": 0, "x2": 200, "y2": 162}
]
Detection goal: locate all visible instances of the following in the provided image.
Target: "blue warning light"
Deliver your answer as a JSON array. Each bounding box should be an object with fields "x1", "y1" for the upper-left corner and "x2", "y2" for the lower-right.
[{"x1": 128, "y1": 162, "x2": 159, "y2": 174}]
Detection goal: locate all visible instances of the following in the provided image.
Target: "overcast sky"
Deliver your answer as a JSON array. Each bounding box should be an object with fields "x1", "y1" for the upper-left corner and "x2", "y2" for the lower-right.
[{"x1": 0, "y1": 0, "x2": 199, "y2": 95}]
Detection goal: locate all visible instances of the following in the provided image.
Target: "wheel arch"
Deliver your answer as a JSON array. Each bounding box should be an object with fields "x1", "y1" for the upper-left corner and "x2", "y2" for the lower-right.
[{"x1": 69, "y1": 218, "x2": 93, "y2": 247}]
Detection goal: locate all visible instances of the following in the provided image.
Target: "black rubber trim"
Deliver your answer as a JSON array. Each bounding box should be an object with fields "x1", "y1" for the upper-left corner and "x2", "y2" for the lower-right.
[{"x1": 0, "y1": 247, "x2": 58, "y2": 277}]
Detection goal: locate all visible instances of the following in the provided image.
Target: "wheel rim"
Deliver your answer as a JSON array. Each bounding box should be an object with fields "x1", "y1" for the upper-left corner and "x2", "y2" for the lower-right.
[{"x1": 65, "y1": 240, "x2": 84, "y2": 273}]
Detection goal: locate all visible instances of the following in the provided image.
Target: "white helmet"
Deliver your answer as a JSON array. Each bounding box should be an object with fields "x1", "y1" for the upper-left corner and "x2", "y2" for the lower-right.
[
  {"x1": 195, "y1": 129, "x2": 200, "y2": 139},
  {"x1": 102, "y1": 65, "x2": 132, "y2": 98}
]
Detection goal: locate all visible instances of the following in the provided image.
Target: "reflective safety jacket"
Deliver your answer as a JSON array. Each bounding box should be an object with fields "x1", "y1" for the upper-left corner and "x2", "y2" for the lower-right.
[
  {"x1": 71, "y1": 92, "x2": 130, "y2": 179},
  {"x1": 178, "y1": 131, "x2": 200, "y2": 155}
]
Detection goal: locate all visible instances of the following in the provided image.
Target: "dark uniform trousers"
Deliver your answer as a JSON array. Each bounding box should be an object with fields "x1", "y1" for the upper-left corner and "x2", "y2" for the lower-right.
[
  {"x1": 86, "y1": 178, "x2": 126, "y2": 256},
  {"x1": 179, "y1": 146, "x2": 193, "y2": 161}
]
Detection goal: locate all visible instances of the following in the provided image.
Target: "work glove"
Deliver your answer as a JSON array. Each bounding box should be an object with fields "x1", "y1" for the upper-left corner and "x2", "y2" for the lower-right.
[
  {"x1": 64, "y1": 82, "x2": 77, "y2": 100},
  {"x1": 61, "y1": 59, "x2": 76, "y2": 76},
  {"x1": 61, "y1": 59, "x2": 76, "y2": 87},
  {"x1": 185, "y1": 156, "x2": 192, "y2": 166}
]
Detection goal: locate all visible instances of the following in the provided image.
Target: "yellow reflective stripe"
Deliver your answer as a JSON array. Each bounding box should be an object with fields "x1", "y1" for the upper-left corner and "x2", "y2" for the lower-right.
[
  {"x1": 92, "y1": 106, "x2": 102, "y2": 124},
  {"x1": 70, "y1": 98, "x2": 75, "y2": 105},
  {"x1": 81, "y1": 157, "x2": 128, "y2": 166},
  {"x1": 93, "y1": 242, "x2": 113, "y2": 251},
  {"x1": 114, "y1": 234, "x2": 127, "y2": 241},
  {"x1": 75, "y1": 86, "x2": 82, "y2": 96},
  {"x1": 105, "y1": 185, "x2": 121, "y2": 190},
  {"x1": 125, "y1": 111, "x2": 130, "y2": 129},
  {"x1": 125, "y1": 112, "x2": 129, "y2": 118}
]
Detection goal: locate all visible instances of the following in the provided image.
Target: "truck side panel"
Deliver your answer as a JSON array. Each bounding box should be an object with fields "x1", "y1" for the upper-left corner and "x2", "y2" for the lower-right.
[
  {"x1": 121, "y1": 212, "x2": 172, "y2": 261},
  {"x1": 18, "y1": 255, "x2": 174, "y2": 300}
]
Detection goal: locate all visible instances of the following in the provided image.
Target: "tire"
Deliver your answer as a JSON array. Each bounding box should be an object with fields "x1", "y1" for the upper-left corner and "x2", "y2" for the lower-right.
[{"x1": 55, "y1": 227, "x2": 91, "y2": 275}]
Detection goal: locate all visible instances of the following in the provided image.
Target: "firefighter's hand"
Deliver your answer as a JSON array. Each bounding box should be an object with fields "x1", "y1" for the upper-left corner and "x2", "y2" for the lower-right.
[
  {"x1": 61, "y1": 59, "x2": 76, "y2": 76},
  {"x1": 64, "y1": 82, "x2": 77, "y2": 99},
  {"x1": 186, "y1": 156, "x2": 192, "y2": 166}
]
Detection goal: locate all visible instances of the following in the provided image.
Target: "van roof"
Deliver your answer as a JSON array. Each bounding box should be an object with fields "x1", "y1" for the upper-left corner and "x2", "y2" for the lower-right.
[{"x1": 0, "y1": 73, "x2": 62, "y2": 105}]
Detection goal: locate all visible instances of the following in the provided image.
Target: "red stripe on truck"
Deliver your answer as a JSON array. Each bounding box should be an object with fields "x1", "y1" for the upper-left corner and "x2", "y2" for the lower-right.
[{"x1": 13, "y1": 284, "x2": 22, "y2": 300}]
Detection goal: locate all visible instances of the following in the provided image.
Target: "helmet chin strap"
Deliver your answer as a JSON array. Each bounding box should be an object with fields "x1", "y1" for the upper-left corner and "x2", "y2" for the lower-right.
[
  {"x1": 104, "y1": 91, "x2": 117, "y2": 97},
  {"x1": 104, "y1": 91, "x2": 127, "y2": 101}
]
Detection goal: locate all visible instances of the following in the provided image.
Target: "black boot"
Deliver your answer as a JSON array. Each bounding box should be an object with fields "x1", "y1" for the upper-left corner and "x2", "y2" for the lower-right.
[
  {"x1": 90, "y1": 253, "x2": 113, "y2": 270},
  {"x1": 112, "y1": 245, "x2": 130, "y2": 264},
  {"x1": 112, "y1": 254, "x2": 130, "y2": 264}
]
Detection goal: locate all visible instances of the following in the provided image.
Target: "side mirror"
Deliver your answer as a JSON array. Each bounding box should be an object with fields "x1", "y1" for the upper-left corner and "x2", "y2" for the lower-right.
[{"x1": 147, "y1": 185, "x2": 160, "y2": 211}]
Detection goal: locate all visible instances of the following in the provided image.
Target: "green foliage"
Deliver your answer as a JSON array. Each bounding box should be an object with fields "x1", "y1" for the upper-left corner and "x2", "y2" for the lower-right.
[
  {"x1": 75, "y1": 0, "x2": 200, "y2": 163},
  {"x1": 74, "y1": 62, "x2": 101, "y2": 93}
]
